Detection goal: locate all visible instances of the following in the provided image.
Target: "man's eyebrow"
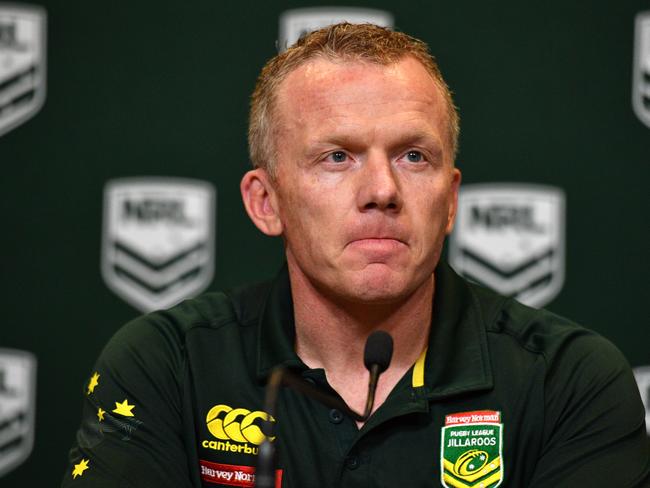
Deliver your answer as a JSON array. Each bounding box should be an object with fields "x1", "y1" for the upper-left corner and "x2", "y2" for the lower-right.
[
  {"x1": 397, "y1": 131, "x2": 442, "y2": 148},
  {"x1": 307, "y1": 129, "x2": 443, "y2": 149},
  {"x1": 303, "y1": 133, "x2": 365, "y2": 153}
]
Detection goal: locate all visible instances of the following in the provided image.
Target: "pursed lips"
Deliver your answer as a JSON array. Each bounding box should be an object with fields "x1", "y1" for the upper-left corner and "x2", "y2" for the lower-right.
[
  {"x1": 346, "y1": 236, "x2": 408, "y2": 252},
  {"x1": 349, "y1": 236, "x2": 405, "y2": 243}
]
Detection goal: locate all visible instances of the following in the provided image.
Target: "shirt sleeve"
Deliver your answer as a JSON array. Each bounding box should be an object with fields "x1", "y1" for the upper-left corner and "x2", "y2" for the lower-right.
[
  {"x1": 528, "y1": 332, "x2": 650, "y2": 488},
  {"x1": 61, "y1": 314, "x2": 195, "y2": 488}
]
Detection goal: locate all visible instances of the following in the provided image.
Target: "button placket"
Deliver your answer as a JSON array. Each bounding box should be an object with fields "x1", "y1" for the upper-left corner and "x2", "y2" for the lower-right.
[
  {"x1": 329, "y1": 409, "x2": 343, "y2": 424},
  {"x1": 344, "y1": 454, "x2": 360, "y2": 470}
]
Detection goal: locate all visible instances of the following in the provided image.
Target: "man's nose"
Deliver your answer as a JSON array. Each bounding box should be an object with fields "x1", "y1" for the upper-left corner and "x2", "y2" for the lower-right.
[{"x1": 357, "y1": 154, "x2": 402, "y2": 212}]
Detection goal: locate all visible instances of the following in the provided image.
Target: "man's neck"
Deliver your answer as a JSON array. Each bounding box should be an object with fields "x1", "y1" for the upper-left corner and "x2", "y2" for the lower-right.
[{"x1": 288, "y1": 262, "x2": 434, "y2": 418}]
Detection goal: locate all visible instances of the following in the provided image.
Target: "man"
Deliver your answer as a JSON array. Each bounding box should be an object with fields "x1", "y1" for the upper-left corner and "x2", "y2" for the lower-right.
[{"x1": 62, "y1": 23, "x2": 649, "y2": 487}]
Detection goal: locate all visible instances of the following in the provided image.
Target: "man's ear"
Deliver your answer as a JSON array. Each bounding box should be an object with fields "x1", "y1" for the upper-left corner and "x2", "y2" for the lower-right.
[
  {"x1": 445, "y1": 168, "x2": 462, "y2": 235},
  {"x1": 240, "y1": 168, "x2": 283, "y2": 236}
]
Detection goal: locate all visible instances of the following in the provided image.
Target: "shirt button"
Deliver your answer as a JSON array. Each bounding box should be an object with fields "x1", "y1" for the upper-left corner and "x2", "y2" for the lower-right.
[
  {"x1": 345, "y1": 455, "x2": 359, "y2": 470},
  {"x1": 328, "y1": 409, "x2": 343, "y2": 424}
]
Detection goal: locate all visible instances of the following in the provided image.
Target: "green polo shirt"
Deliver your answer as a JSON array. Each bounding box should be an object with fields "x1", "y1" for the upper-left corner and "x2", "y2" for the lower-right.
[{"x1": 62, "y1": 262, "x2": 649, "y2": 487}]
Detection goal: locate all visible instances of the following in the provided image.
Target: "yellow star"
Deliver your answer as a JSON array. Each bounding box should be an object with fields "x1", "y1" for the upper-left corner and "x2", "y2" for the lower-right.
[
  {"x1": 97, "y1": 407, "x2": 106, "y2": 421},
  {"x1": 87, "y1": 372, "x2": 100, "y2": 395},
  {"x1": 112, "y1": 399, "x2": 135, "y2": 417},
  {"x1": 72, "y1": 458, "x2": 89, "y2": 478}
]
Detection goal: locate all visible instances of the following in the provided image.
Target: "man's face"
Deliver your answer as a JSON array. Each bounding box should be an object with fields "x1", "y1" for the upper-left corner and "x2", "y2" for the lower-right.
[{"x1": 269, "y1": 56, "x2": 460, "y2": 304}]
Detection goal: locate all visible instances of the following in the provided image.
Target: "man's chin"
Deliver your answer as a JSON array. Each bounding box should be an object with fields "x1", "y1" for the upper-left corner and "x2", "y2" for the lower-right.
[
  {"x1": 333, "y1": 269, "x2": 423, "y2": 305},
  {"x1": 346, "y1": 290, "x2": 409, "y2": 306}
]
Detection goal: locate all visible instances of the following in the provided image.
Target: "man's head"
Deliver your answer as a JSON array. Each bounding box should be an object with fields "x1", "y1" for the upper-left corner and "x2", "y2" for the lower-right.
[
  {"x1": 241, "y1": 23, "x2": 461, "y2": 305},
  {"x1": 248, "y1": 23, "x2": 460, "y2": 176}
]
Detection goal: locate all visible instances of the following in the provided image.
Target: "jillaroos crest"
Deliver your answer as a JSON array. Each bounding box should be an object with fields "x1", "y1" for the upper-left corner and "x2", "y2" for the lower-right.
[{"x1": 441, "y1": 410, "x2": 503, "y2": 488}]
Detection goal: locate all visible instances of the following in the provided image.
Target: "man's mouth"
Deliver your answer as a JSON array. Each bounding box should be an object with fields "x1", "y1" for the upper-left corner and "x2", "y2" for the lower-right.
[{"x1": 346, "y1": 238, "x2": 407, "y2": 254}]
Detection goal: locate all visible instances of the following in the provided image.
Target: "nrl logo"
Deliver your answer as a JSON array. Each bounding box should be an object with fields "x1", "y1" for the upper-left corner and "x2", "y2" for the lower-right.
[
  {"x1": 0, "y1": 348, "x2": 37, "y2": 477},
  {"x1": 0, "y1": 3, "x2": 46, "y2": 138},
  {"x1": 102, "y1": 177, "x2": 216, "y2": 312},
  {"x1": 633, "y1": 11, "x2": 650, "y2": 128},
  {"x1": 278, "y1": 7, "x2": 393, "y2": 52},
  {"x1": 632, "y1": 366, "x2": 650, "y2": 435},
  {"x1": 440, "y1": 410, "x2": 503, "y2": 488},
  {"x1": 449, "y1": 184, "x2": 565, "y2": 308}
]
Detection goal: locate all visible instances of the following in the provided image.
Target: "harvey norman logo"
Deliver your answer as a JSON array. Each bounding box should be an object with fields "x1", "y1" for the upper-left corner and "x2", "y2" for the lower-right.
[
  {"x1": 0, "y1": 3, "x2": 46, "y2": 137},
  {"x1": 449, "y1": 184, "x2": 565, "y2": 308},
  {"x1": 199, "y1": 460, "x2": 282, "y2": 488},
  {"x1": 278, "y1": 7, "x2": 393, "y2": 52},
  {"x1": 102, "y1": 177, "x2": 216, "y2": 312}
]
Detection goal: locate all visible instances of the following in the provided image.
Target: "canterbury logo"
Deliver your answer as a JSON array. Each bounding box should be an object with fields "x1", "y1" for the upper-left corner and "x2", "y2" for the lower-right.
[{"x1": 206, "y1": 405, "x2": 275, "y2": 446}]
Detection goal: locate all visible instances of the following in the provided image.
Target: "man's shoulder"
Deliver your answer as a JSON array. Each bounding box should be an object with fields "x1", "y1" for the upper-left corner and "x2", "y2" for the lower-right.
[
  {"x1": 160, "y1": 277, "x2": 272, "y2": 332},
  {"x1": 104, "y1": 278, "x2": 273, "y2": 358},
  {"x1": 464, "y1": 278, "x2": 626, "y2": 369}
]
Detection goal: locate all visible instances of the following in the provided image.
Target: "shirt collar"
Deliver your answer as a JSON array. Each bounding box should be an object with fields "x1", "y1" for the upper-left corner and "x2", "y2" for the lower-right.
[
  {"x1": 256, "y1": 261, "x2": 494, "y2": 399},
  {"x1": 411, "y1": 261, "x2": 494, "y2": 399},
  {"x1": 256, "y1": 263, "x2": 303, "y2": 379}
]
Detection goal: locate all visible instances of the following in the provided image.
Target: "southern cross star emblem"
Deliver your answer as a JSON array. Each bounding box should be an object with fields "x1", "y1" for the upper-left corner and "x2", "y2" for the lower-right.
[
  {"x1": 72, "y1": 458, "x2": 89, "y2": 479},
  {"x1": 87, "y1": 372, "x2": 100, "y2": 394},
  {"x1": 112, "y1": 399, "x2": 135, "y2": 417}
]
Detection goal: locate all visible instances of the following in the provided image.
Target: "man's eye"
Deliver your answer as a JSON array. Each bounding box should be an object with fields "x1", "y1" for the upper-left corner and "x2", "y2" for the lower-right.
[
  {"x1": 405, "y1": 151, "x2": 424, "y2": 163},
  {"x1": 329, "y1": 151, "x2": 348, "y2": 163}
]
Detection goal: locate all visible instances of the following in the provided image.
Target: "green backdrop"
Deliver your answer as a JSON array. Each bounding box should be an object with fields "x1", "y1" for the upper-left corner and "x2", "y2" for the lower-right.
[{"x1": 1, "y1": 0, "x2": 648, "y2": 486}]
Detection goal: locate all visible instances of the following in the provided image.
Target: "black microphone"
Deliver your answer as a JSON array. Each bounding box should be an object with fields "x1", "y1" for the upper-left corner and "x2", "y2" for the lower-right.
[
  {"x1": 255, "y1": 331, "x2": 394, "y2": 488},
  {"x1": 362, "y1": 330, "x2": 394, "y2": 419}
]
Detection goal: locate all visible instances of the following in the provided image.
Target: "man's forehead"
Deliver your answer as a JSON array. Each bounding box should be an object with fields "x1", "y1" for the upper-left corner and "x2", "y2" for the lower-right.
[
  {"x1": 277, "y1": 56, "x2": 440, "y2": 100},
  {"x1": 273, "y1": 58, "x2": 447, "y2": 138},
  {"x1": 270, "y1": 56, "x2": 453, "y2": 164}
]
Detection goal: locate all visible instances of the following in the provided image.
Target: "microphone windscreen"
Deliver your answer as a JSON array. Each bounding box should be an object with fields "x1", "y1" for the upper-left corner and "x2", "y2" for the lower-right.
[{"x1": 363, "y1": 330, "x2": 394, "y2": 373}]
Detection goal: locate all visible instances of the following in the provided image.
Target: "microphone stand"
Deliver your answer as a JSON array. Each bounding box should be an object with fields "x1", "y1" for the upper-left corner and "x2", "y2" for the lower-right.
[
  {"x1": 255, "y1": 367, "x2": 365, "y2": 488},
  {"x1": 254, "y1": 368, "x2": 283, "y2": 488},
  {"x1": 255, "y1": 331, "x2": 393, "y2": 488}
]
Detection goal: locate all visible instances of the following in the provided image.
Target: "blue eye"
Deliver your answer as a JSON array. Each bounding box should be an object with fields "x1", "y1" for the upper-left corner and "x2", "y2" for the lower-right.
[
  {"x1": 330, "y1": 151, "x2": 347, "y2": 163},
  {"x1": 406, "y1": 151, "x2": 423, "y2": 162}
]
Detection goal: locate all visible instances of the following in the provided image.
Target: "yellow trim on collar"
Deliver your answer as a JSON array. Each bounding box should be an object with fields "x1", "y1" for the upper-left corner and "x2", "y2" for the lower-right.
[{"x1": 412, "y1": 347, "x2": 427, "y2": 388}]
